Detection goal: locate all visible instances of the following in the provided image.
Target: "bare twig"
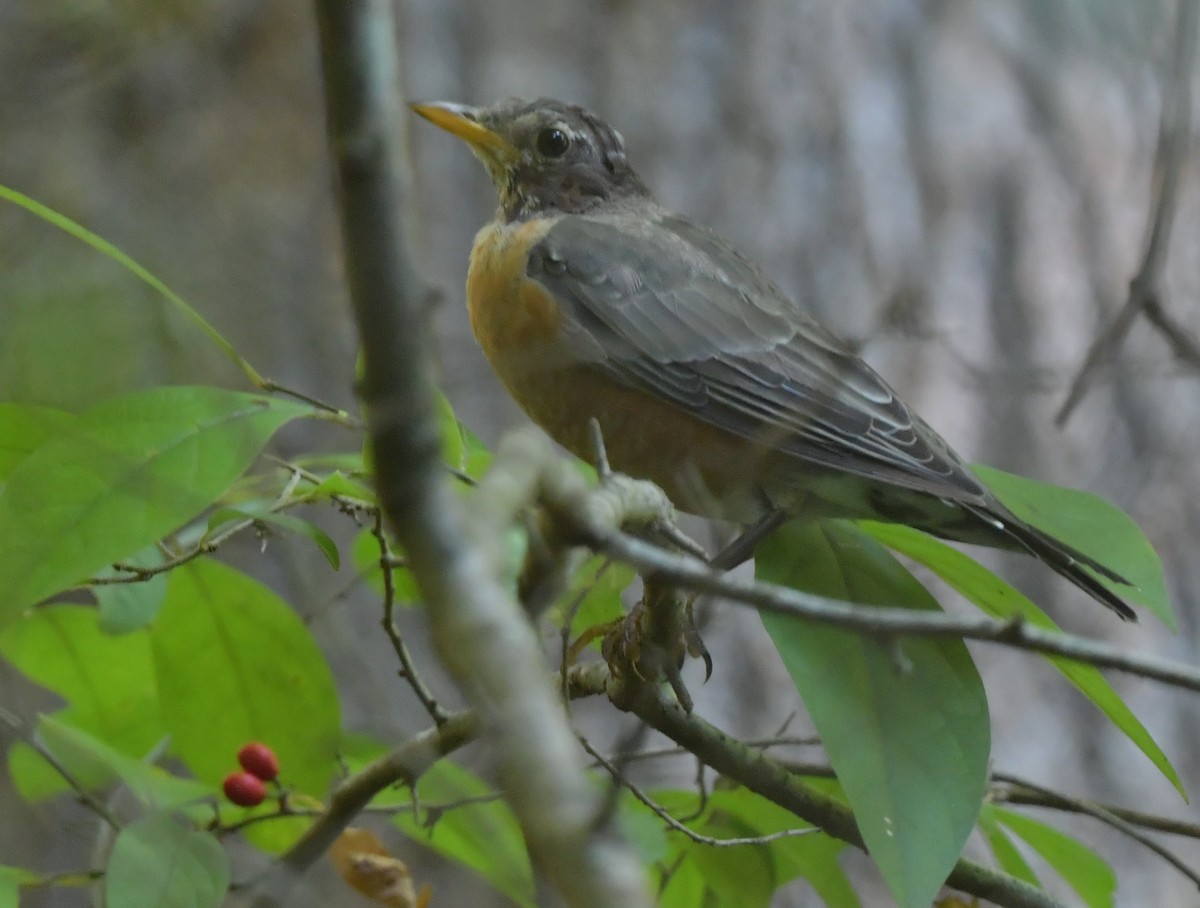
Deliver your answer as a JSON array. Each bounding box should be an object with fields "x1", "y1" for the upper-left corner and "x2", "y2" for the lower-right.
[
  {"x1": 373, "y1": 512, "x2": 447, "y2": 724},
  {"x1": 0, "y1": 707, "x2": 120, "y2": 830},
  {"x1": 581, "y1": 736, "x2": 819, "y2": 848},
  {"x1": 570, "y1": 524, "x2": 1200, "y2": 695},
  {"x1": 593, "y1": 734, "x2": 823, "y2": 767},
  {"x1": 1143, "y1": 296, "x2": 1200, "y2": 368},
  {"x1": 587, "y1": 417, "x2": 613, "y2": 481},
  {"x1": 1056, "y1": 0, "x2": 1200, "y2": 425},
  {"x1": 990, "y1": 772, "x2": 1200, "y2": 887},
  {"x1": 257, "y1": 379, "x2": 357, "y2": 423},
  {"x1": 19, "y1": 869, "x2": 106, "y2": 890},
  {"x1": 90, "y1": 539, "x2": 220, "y2": 585},
  {"x1": 993, "y1": 777, "x2": 1200, "y2": 840},
  {"x1": 90, "y1": 460, "x2": 337, "y2": 587}
]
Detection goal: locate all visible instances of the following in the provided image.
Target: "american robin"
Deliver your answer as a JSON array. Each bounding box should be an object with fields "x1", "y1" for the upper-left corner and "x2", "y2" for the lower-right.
[{"x1": 412, "y1": 97, "x2": 1136, "y2": 620}]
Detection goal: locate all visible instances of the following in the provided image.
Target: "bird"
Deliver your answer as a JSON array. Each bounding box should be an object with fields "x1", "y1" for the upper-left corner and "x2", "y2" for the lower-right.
[{"x1": 411, "y1": 97, "x2": 1136, "y2": 621}]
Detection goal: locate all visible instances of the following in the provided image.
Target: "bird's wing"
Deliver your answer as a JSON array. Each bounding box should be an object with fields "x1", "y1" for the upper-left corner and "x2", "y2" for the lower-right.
[{"x1": 527, "y1": 211, "x2": 989, "y2": 503}]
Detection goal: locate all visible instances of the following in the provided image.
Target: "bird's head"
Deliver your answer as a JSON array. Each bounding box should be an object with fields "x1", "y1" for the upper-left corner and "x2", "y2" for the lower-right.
[{"x1": 411, "y1": 97, "x2": 650, "y2": 221}]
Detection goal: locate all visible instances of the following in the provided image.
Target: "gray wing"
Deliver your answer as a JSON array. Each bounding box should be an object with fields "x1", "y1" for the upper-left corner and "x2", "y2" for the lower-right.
[{"x1": 527, "y1": 211, "x2": 989, "y2": 503}]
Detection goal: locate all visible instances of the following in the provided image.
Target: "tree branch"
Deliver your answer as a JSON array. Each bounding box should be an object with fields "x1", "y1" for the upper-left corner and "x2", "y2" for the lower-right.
[
  {"x1": 565, "y1": 522, "x2": 1200, "y2": 694},
  {"x1": 581, "y1": 734, "x2": 821, "y2": 848},
  {"x1": 278, "y1": 711, "x2": 478, "y2": 875},
  {"x1": 312, "y1": 3, "x2": 652, "y2": 906},
  {"x1": 372, "y1": 512, "x2": 447, "y2": 724},
  {"x1": 991, "y1": 772, "x2": 1200, "y2": 885},
  {"x1": 603, "y1": 669, "x2": 1065, "y2": 908},
  {"x1": 993, "y1": 772, "x2": 1200, "y2": 839},
  {"x1": 1056, "y1": 0, "x2": 1200, "y2": 425}
]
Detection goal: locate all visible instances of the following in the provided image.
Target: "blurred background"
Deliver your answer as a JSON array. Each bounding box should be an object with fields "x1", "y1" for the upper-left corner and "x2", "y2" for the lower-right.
[{"x1": 1, "y1": 0, "x2": 1198, "y2": 904}]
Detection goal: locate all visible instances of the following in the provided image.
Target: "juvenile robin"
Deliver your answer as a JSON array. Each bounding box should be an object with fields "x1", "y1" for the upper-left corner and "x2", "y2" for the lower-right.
[{"x1": 412, "y1": 97, "x2": 1136, "y2": 620}]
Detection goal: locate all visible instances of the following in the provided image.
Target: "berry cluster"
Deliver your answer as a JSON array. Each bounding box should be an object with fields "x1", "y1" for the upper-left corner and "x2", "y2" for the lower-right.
[{"x1": 221, "y1": 742, "x2": 281, "y2": 807}]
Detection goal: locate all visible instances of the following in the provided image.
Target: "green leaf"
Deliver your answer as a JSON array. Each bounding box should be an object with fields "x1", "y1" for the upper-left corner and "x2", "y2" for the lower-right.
[
  {"x1": 0, "y1": 605, "x2": 164, "y2": 800},
  {"x1": 305, "y1": 469, "x2": 376, "y2": 505},
  {"x1": 757, "y1": 521, "x2": 990, "y2": 908},
  {"x1": 392, "y1": 759, "x2": 534, "y2": 908},
  {"x1": 0, "y1": 183, "x2": 263, "y2": 387},
  {"x1": 551, "y1": 555, "x2": 635, "y2": 644},
  {"x1": 436, "y1": 393, "x2": 466, "y2": 471},
  {"x1": 657, "y1": 858, "x2": 708, "y2": 908},
  {"x1": 992, "y1": 807, "x2": 1116, "y2": 908},
  {"x1": 972, "y1": 464, "x2": 1172, "y2": 628},
  {"x1": 206, "y1": 504, "x2": 340, "y2": 570},
  {"x1": 977, "y1": 805, "x2": 1040, "y2": 888},
  {"x1": 34, "y1": 715, "x2": 211, "y2": 809},
  {"x1": 615, "y1": 789, "x2": 669, "y2": 868},
  {"x1": 0, "y1": 403, "x2": 76, "y2": 481},
  {"x1": 0, "y1": 866, "x2": 36, "y2": 908},
  {"x1": 94, "y1": 546, "x2": 170, "y2": 634},
  {"x1": 0, "y1": 386, "x2": 313, "y2": 626},
  {"x1": 707, "y1": 789, "x2": 859, "y2": 908},
  {"x1": 456, "y1": 420, "x2": 493, "y2": 481},
  {"x1": 104, "y1": 812, "x2": 230, "y2": 908},
  {"x1": 1, "y1": 869, "x2": 38, "y2": 908},
  {"x1": 689, "y1": 813, "x2": 777, "y2": 907},
  {"x1": 151, "y1": 559, "x2": 341, "y2": 850},
  {"x1": 862, "y1": 521, "x2": 1184, "y2": 798}
]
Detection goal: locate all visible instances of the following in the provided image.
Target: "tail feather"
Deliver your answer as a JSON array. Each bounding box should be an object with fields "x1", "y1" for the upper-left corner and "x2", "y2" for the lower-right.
[{"x1": 961, "y1": 503, "x2": 1137, "y2": 621}]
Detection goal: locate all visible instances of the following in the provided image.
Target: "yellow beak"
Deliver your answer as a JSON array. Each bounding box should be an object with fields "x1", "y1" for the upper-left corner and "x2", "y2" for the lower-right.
[{"x1": 409, "y1": 101, "x2": 515, "y2": 160}]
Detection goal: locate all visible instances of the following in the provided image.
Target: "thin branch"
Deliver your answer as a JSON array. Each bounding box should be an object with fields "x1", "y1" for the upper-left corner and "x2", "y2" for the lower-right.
[
  {"x1": 1143, "y1": 296, "x2": 1200, "y2": 368},
  {"x1": 373, "y1": 512, "x2": 447, "y2": 724},
  {"x1": 587, "y1": 417, "x2": 613, "y2": 482},
  {"x1": 90, "y1": 461, "x2": 332, "y2": 587},
  {"x1": 603, "y1": 735, "x2": 823, "y2": 767},
  {"x1": 1056, "y1": 0, "x2": 1200, "y2": 425},
  {"x1": 417, "y1": 791, "x2": 506, "y2": 817},
  {"x1": 581, "y1": 735, "x2": 819, "y2": 848},
  {"x1": 993, "y1": 779, "x2": 1200, "y2": 840},
  {"x1": 0, "y1": 707, "x2": 121, "y2": 830},
  {"x1": 257, "y1": 379, "x2": 358, "y2": 423},
  {"x1": 569, "y1": 523, "x2": 1200, "y2": 695},
  {"x1": 19, "y1": 869, "x2": 106, "y2": 890},
  {"x1": 263, "y1": 455, "x2": 378, "y2": 514},
  {"x1": 90, "y1": 539, "x2": 220, "y2": 585},
  {"x1": 990, "y1": 772, "x2": 1200, "y2": 887}
]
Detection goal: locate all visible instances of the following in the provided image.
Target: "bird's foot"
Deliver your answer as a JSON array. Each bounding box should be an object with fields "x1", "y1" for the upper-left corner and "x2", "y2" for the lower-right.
[{"x1": 602, "y1": 582, "x2": 710, "y2": 712}]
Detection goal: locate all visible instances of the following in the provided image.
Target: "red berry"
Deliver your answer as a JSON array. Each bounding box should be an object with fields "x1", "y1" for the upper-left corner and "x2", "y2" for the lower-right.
[
  {"x1": 223, "y1": 771, "x2": 267, "y2": 807},
  {"x1": 237, "y1": 742, "x2": 280, "y2": 782}
]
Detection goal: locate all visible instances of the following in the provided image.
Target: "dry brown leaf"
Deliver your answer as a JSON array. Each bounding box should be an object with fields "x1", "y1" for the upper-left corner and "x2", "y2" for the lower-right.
[{"x1": 330, "y1": 826, "x2": 429, "y2": 908}]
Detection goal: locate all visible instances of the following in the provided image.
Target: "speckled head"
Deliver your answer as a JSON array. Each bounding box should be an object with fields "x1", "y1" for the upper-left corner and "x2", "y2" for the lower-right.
[{"x1": 411, "y1": 97, "x2": 651, "y2": 221}]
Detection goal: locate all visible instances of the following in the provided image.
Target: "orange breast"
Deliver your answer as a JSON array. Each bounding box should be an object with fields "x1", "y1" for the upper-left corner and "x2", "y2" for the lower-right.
[
  {"x1": 465, "y1": 217, "x2": 778, "y2": 521},
  {"x1": 467, "y1": 218, "x2": 562, "y2": 362}
]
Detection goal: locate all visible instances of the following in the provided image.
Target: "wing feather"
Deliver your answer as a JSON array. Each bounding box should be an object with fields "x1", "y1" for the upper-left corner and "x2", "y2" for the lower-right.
[{"x1": 529, "y1": 211, "x2": 987, "y2": 502}]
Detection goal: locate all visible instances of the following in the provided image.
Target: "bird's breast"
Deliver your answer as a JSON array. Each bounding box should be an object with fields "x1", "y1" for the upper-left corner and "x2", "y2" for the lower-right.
[{"x1": 467, "y1": 217, "x2": 562, "y2": 363}]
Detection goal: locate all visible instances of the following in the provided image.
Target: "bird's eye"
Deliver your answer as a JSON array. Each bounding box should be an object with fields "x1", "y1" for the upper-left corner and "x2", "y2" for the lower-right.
[{"x1": 536, "y1": 127, "x2": 570, "y2": 158}]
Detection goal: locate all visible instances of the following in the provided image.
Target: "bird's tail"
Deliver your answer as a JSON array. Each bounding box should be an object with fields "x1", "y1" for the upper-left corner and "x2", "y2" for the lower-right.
[{"x1": 961, "y1": 503, "x2": 1137, "y2": 621}]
